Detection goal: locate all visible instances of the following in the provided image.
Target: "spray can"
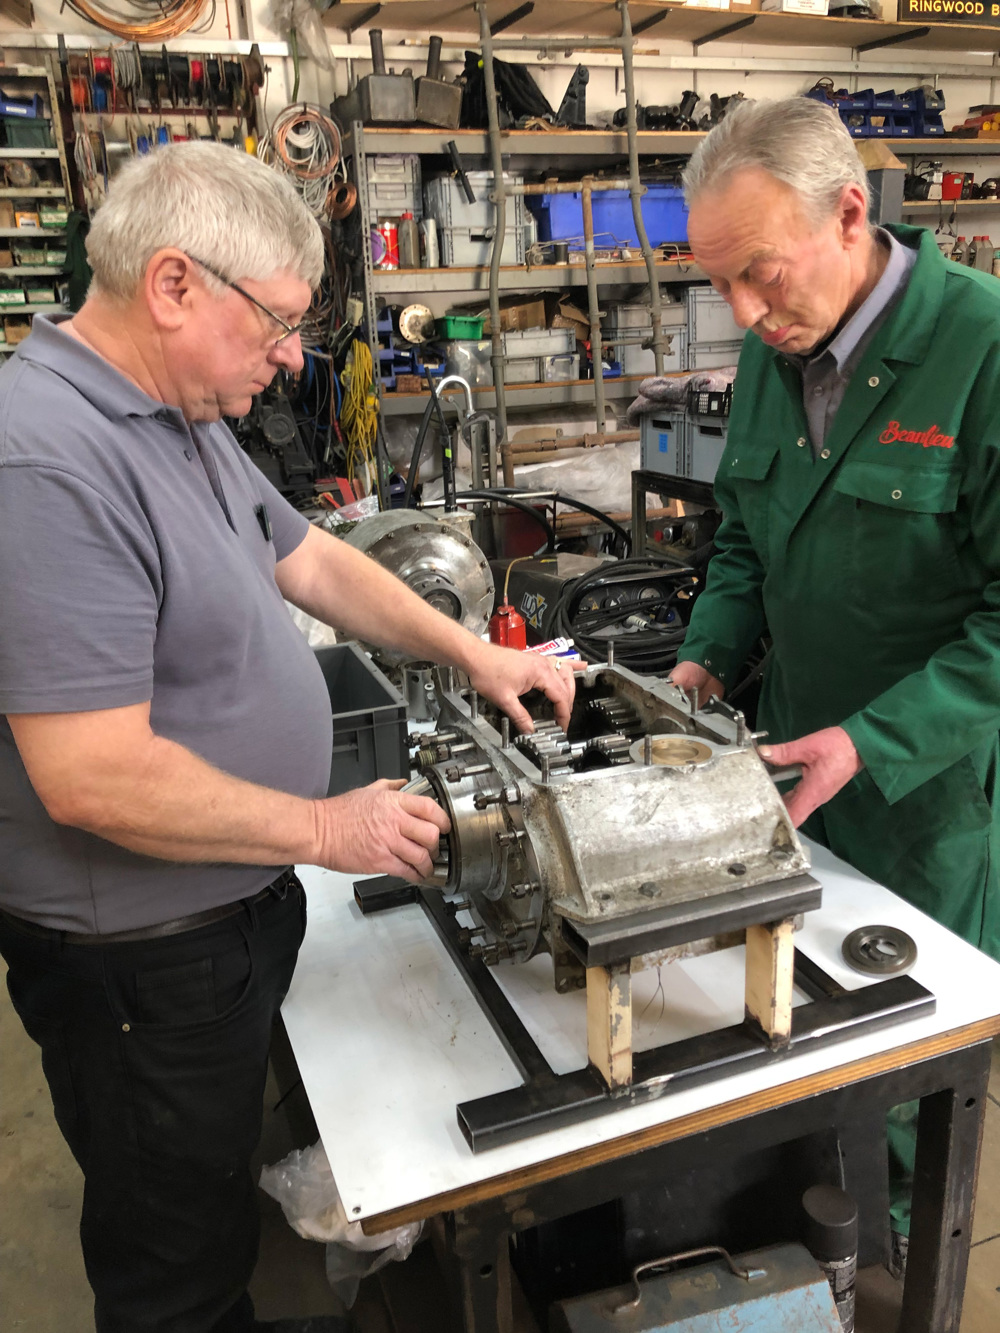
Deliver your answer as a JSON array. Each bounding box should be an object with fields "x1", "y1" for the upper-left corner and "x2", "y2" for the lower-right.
[
  {"x1": 420, "y1": 217, "x2": 439, "y2": 268},
  {"x1": 802, "y1": 1184, "x2": 858, "y2": 1332},
  {"x1": 489, "y1": 603, "x2": 527, "y2": 650},
  {"x1": 375, "y1": 221, "x2": 399, "y2": 270}
]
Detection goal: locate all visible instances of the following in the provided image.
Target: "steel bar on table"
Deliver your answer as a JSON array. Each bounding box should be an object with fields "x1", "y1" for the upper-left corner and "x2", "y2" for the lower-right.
[{"x1": 617, "y1": 0, "x2": 666, "y2": 377}]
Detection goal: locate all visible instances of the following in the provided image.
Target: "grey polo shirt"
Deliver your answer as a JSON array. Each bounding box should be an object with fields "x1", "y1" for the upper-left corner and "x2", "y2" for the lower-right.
[
  {"x1": 790, "y1": 228, "x2": 918, "y2": 456},
  {"x1": 0, "y1": 315, "x2": 334, "y2": 933}
]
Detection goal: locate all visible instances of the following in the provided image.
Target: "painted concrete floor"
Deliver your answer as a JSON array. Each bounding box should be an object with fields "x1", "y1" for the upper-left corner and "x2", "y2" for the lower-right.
[{"x1": 2, "y1": 961, "x2": 999, "y2": 1332}]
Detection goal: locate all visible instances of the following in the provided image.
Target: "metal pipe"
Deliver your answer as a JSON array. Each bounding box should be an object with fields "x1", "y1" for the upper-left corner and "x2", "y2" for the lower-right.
[
  {"x1": 507, "y1": 429, "x2": 638, "y2": 455},
  {"x1": 617, "y1": 0, "x2": 666, "y2": 377},
  {"x1": 504, "y1": 178, "x2": 637, "y2": 194},
  {"x1": 503, "y1": 178, "x2": 638, "y2": 195},
  {"x1": 477, "y1": 1, "x2": 511, "y2": 487},
  {"x1": 582, "y1": 181, "x2": 606, "y2": 435}
]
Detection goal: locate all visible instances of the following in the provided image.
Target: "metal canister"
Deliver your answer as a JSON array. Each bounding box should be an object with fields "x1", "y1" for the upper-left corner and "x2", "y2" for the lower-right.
[
  {"x1": 802, "y1": 1184, "x2": 858, "y2": 1332},
  {"x1": 375, "y1": 220, "x2": 399, "y2": 270},
  {"x1": 420, "y1": 217, "x2": 439, "y2": 268}
]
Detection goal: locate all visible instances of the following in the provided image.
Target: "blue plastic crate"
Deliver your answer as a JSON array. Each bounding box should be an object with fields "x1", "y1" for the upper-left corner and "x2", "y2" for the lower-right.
[{"x1": 528, "y1": 184, "x2": 689, "y2": 249}]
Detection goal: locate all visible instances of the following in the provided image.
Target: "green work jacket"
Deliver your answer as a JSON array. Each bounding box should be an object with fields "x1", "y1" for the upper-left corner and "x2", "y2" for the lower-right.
[{"x1": 677, "y1": 225, "x2": 1000, "y2": 958}]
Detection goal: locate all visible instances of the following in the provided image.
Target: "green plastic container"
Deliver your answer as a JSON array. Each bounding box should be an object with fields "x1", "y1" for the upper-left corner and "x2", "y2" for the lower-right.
[
  {"x1": 1, "y1": 117, "x2": 53, "y2": 149},
  {"x1": 437, "y1": 313, "x2": 485, "y2": 339}
]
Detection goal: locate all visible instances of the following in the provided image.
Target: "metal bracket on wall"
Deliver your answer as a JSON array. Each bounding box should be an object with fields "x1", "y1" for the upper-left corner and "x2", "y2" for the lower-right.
[
  {"x1": 491, "y1": 2, "x2": 535, "y2": 36},
  {"x1": 632, "y1": 9, "x2": 674, "y2": 38},
  {"x1": 345, "y1": 4, "x2": 383, "y2": 35},
  {"x1": 693, "y1": 16, "x2": 758, "y2": 49},
  {"x1": 856, "y1": 26, "x2": 931, "y2": 55}
]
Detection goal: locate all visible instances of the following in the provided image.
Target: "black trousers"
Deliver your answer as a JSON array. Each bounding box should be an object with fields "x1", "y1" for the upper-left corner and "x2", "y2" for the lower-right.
[{"x1": 0, "y1": 875, "x2": 306, "y2": 1333}]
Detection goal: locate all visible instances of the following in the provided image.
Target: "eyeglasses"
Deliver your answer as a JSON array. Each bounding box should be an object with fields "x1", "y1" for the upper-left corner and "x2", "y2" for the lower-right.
[{"x1": 187, "y1": 254, "x2": 305, "y2": 346}]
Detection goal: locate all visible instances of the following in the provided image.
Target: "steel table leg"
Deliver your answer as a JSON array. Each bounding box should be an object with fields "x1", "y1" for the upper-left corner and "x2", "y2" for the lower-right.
[
  {"x1": 900, "y1": 1039, "x2": 992, "y2": 1333},
  {"x1": 447, "y1": 1208, "x2": 513, "y2": 1333}
]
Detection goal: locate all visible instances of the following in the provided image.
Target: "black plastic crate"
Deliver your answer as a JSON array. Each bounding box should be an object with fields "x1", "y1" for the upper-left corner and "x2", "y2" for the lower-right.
[
  {"x1": 687, "y1": 383, "x2": 732, "y2": 418},
  {"x1": 314, "y1": 642, "x2": 409, "y2": 797}
]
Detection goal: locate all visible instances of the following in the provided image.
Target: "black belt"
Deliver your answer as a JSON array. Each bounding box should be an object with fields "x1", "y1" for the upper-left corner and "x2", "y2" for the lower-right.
[{"x1": 0, "y1": 868, "x2": 299, "y2": 946}]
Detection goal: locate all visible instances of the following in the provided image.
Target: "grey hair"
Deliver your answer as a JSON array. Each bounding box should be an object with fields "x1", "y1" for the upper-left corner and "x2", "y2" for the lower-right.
[
  {"x1": 683, "y1": 97, "x2": 871, "y2": 224},
  {"x1": 85, "y1": 141, "x2": 325, "y2": 300}
]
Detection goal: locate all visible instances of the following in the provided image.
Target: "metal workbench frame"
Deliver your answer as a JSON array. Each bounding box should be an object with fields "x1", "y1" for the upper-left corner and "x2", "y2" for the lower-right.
[{"x1": 437, "y1": 1038, "x2": 992, "y2": 1332}]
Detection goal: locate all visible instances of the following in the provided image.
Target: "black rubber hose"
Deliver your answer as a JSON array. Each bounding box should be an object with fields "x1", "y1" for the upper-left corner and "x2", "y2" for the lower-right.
[
  {"x1": 454, "y1": 489, "x2": 556, "y2": 552},
  {"x1": 403, "y1": 394, "x2": 438, "y2": 510},
  {"x1": 485, "y1": 485, "x2": 633, "y2": 553}
]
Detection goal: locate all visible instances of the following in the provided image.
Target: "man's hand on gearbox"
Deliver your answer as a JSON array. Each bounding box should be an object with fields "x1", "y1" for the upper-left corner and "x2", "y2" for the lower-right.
[
  {"x1": 311, "y1": 643, "x2": 579, "y2": 884},
  {"x1": 669, "y1": 661, "x2": 862, "y2": 829},
  {"x1": 316, "y1": 779, "x2": 451, "y2": 884}
]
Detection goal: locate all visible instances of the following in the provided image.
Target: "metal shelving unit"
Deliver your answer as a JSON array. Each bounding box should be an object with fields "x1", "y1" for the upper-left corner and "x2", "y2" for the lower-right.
[
  {"x1": 0, "y1": 57, "x2": 73, "y2": 352},
  {"x1": 344, "y1": 3, "x2": 1000, "y2": 485}
]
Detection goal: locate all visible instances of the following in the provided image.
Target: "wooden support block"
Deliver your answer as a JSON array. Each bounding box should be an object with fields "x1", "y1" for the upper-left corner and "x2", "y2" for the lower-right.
[
  {"x1": 745, "y1": 917, "x2": 796, "y2": 1050},
  {"x1": 586, "y1": 961, "x2": 632, "y2": 1089}
]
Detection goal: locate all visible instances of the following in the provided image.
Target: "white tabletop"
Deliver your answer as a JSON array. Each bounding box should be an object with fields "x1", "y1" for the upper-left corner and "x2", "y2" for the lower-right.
[{"x1": 281, "y1": 842, "x2": 1000, "y2": 1228}]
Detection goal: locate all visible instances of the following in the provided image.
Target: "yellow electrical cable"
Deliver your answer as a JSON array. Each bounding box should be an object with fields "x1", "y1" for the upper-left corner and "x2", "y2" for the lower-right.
[{"x1": 339, "y1": 340, "x2": 378, "y2": 493}]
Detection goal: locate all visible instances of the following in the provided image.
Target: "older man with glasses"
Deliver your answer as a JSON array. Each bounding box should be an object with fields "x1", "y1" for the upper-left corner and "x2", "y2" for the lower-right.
[{"x1": 0, "y1": 142, "x2": 573, "y2": 1333}]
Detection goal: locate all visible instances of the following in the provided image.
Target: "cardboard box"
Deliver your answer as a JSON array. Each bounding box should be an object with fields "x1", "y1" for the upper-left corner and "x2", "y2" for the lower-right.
[
  {"x1": 0, "y1": 199, "x2": 14, "y2": 229},
  {"x1": 0, "y1": 249, "x2": 12, "y2": 267},
  {"x1": 39, "y1": 206, "x2": 68, "y2": 228},
  {"x1": 3, "y1": 314, "x2": 31, "y2": 343},
  {"x1": 484, "y1": 296, "x2": 547, "y2": 334},
  {"x1": 0, "y1": 287, "x2": 26, "y2": 305},
  {"x1": 14, "y1": 211, "x2": 39, "y2": 230},
  {"x1": 761, "y1": 0, "x2": 828, "y2": 11},
  {"x1": 545, "y1": 296, "x2": 591, "y2": 344}
]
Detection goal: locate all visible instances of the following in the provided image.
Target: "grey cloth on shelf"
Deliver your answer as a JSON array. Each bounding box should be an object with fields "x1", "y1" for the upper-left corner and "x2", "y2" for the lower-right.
[{"x1": 626, "y1": 366, "x2": 737, "y2": 425}]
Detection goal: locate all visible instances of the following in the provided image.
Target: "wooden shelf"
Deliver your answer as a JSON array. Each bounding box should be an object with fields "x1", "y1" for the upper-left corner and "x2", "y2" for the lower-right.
[
  {"x1": 325, "y1": 2, "x2": 1000, "y2": 52},
  {"x1": 0, "y1": 227, "x2": 65, "y2": 236},
  {"x1": 903, "y1": 198, "x2": 1000, "y2": 209},
  {"x1": 0, "y1": 303, "x2": 65, "y2": 314},
  {"x1": 0, "y1": 265, "x2": 67, "y2": 276},
  {"x1": 372, "y1": 256, "x2": 702, "y2": 293},
  {"x1": 380, "y1": 373, "x2": 647, "y2": 415},
  {"x1": 0, "y1": 187, "x2": 65, "y2": 198},
  {"x1": 346, "y1": 127, "x2": 1000, "y2": 161},
  {"x1": 0, "y1": 148, "x2": 60, "y2": 159}
]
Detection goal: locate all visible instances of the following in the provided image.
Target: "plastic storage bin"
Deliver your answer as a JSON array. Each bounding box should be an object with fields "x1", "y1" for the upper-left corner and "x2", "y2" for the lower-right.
[
  {"x1": 685, "y1": 340, "x2": 743, "y2": 371},
  {"x1": 505, "y1": 357, "x2": 541, "y2": 384},
  {"x1": 0, "y1": 116, "x2": 52, "y2": 148},
  {"x1": 688, "y1": 416, "x2": 728, "y2": 484},
  {"x1": 686, "y1": 287, "x2": 742, "y2": 345},
  {"x1": 640, "y1": 412, "x2": 687, "y2": 478},
  {"x1": 437, "y1": 313, "x2": 484, "y2": 339},
  {"x1": 543, "y1": 353, "x2": 580, "y2": 382},
  {"x1": 366, "y1": 154, "x2": 423, "y2": 221},
  {"x1": 314, "y1": 642, "x2": 408, "y2": 797},
  {"x1": 503, "y1": 327, "x2": 575, "y2": 358},
  {"x1": 613, "y1": 329, "x2": 684, "y2": 377},
  {"x1": 437, "y1": 225, "x2": 524, "y2": 267},
  {"x1": 529, "y1": 185, "x2": 689, "y2": 249},
  {"x1": 424, "y1": 171, "x2": 525, "y2": 233}
]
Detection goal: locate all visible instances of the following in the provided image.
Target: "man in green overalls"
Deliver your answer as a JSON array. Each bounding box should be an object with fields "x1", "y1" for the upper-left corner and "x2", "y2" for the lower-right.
[{"x1": 671, "y1": 96, "x2": 1000, "y2": 1266}]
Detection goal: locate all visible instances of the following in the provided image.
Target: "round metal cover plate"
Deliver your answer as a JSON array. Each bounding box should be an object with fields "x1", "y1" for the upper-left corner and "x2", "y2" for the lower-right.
[
  {"x1": 842, "y1": 925, "x2": 918, "y2": 976},
  {"x1": 629, "y1": 736, "x2": 714, "y2": 767}
]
